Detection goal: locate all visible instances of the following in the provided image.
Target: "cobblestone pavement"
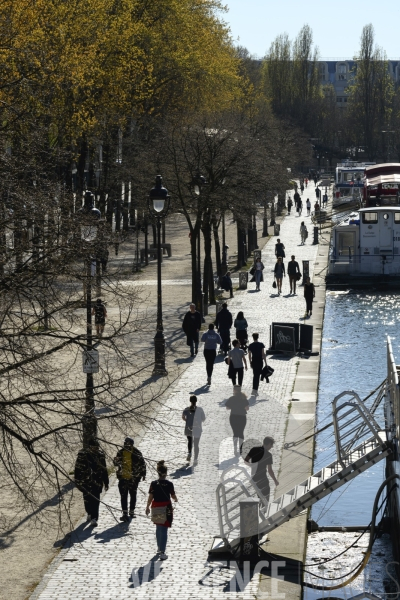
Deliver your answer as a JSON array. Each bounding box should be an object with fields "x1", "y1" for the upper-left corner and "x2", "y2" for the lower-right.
[{"x1": 33, "y1": 209, "x2": 319, "y2": 600}]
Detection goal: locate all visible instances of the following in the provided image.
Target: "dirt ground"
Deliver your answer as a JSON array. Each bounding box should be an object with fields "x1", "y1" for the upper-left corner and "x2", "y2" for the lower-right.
[{"x1": 0, "y1": 210, "x2": 272, "y2": 600}]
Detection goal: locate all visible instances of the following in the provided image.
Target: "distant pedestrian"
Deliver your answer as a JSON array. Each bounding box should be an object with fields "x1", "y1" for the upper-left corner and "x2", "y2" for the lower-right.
[
  {"x1": 92, "y1": 298, "x2": 107, "y2": 338},
  {"x1": 145, "y1": 461, "x2": 178, "y2": 561},
  {"x1": 306, "y1": 198, "x2": 311, "y2": 216},
  {"x1": 248, "y1": 333, "x2": 267, "y2": 395},
  {"x1": 294, "y1": 190, "x2": 300, "y2": 210},
  {"x1": 201, "y1": 323, "x2": 222, "y2": 385},
  {"x1": 315, "y1": 186, "x2": 320, "y2": 199},
  {"x1": 74, "y1": 439, "x2": 109, "y2": 527},
  {"x1": 215, "y1": 302, "x2": 233, "y2": 355},
  {"x1": 274, "y1": 257, "x2": 285, "y2": 294},
  {"x1": 221, "y1": 271, "x2": 234, "y2": 299},
  {"x1": 228, "y1": 339, "x2": 248, "y2": 387},
  {"x1": 305, "y1": 177, "x2": 308, "y2": 187},
  {"x1": 287, "y1": 197, "x2": 293, "y2": 215},
  {"x1": 182, "y1": 395, "x2": 206, "y2": 464},
  {"x1": 314, "y1": 201, "x2": 320, "y2": 214},
  {"x1": 314, "y1": 176, "x2": 318, "y2": 186},
  {"x1": 244, "y1": 437, "x2": 279, "y2": 501},
  {"x1": 298, "y1": 198, "x2": 303, "y2": 216},
  {"x1": 182, "y1": 303, "x2": 202, "y2": 357},
  {"x1": 234, "y1": 311, "x2": 248, "y2": 352},
  {"x1": 275, "y1": 238, "x2": 285, "y2": 260},
  {"x1": 322, "y1": 192, "x2": 328, "y2": 207},
  {"x1": 287, "y1": 255, "x2": 301, "y2": 294},
  {"x1": 113, "y1": 436, "x2": 146, "y2": 522},
  {"x1": 304, "y1": 276, "x2": 315, "y2": 317},
  {"x1": 300, "y1": 221, "x2": 308, "y2": 245},
  {"x1": 253, "y1": 257, "x2": 265, "y2": 291},
  {"x1": 300, "y1": 182, "x2": 304, "y2": 194},
  {"x1": 225, "y1": 386, "x2": 249, "y2": 456}
]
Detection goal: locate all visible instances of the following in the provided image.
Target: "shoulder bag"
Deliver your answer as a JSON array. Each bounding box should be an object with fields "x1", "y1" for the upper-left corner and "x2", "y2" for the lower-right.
[{"x1": 151, "y1": 506, "x2": 167, "y2": 524}]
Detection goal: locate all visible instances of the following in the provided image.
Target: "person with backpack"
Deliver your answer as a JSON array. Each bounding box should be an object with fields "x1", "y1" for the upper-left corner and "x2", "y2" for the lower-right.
[
  {"x1": 145, "y1": 461, "x2": 178, "y2": 560},
  {"x1": 92, "y1": 298, "x2": 107, "y2": 338},
  {"x1": 113, "y1": 436, "x2": 146, "y2": 522},
  {"x1": 201, "y1": 323, "x2": 222, "y2": 385},
  {"x1": 287, "y1": 197, "x2": 293, "y2": 215},
  {"x1": 300, "y1": 221, "x2": 308, "y2": 245},
  {"x1": 287, "y1": 255, "x2": 301, "y2": 295},
  {"x1": 215, "y1": 302, "x2": 233, "y2": 356},
  {"x1": 182, "y1": 395, "x2": 206, "y2": 464},
  {"x1": 248, "y1": 333, "x2": 267, "y2": 395},
  {"x1": 74, "y1": 439, "x2": 109, "y2": 527}
]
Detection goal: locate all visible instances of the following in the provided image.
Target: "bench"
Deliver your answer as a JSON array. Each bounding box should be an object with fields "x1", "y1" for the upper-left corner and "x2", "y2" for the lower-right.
[
  {"x1": 150, "y1": 243, "x2": 172, "y2": 257},
  {"x1": 140, "y1": 248, "x2": 160, "y2": 263}
]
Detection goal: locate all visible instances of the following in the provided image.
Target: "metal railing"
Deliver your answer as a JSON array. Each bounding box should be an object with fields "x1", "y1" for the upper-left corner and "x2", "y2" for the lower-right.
[
  {"x1": 329, "y1": 254, "x2": 400, "y2": 275},
  {"x1": 387, "y1": 338, "x2": 400, "y2": 439}
]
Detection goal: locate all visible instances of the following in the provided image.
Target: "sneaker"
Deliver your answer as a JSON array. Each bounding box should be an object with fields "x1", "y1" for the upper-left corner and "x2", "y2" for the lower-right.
[
  {"x1": 159, "y1": 553, "x2": 168, "y2": 560},
  {"x1": 186, "y1": 453, "x2": 192, "y2": 462},
  {"x1": 195, "y1": 349, "x2": 198, "y2": 355},
  {"x1": 120, "y1": 514, "x2": 129, "y2": 522},
  {"x1": 90, "y1": 519, "x2": 98, "y2": 526},
  {"x1": 86, "y1": 514, "x2": 91, "y2": 522},
  {"x1": 129, "y1": 511, "x2": 136, "y2": 518},
  {"x1": 207, "y1": 377, "x2": 211, "y2": 385}
]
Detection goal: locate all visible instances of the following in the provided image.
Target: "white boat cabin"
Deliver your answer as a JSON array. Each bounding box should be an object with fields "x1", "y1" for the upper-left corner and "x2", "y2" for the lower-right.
[{"x1": 329, "y1": 206, "x2": 400, "y2": 275}]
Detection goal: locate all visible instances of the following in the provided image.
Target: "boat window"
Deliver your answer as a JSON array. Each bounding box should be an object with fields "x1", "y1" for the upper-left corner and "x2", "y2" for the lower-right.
[
  {"x1": 362, "y1": 212, "x2": 378, "y2": 224},
  {"x1": 395, "y1": 213, "x2": 400, "y2": 223}
]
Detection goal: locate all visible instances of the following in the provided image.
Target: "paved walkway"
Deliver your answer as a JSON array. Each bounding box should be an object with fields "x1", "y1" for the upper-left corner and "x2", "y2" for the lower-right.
[{"x1": 32, "y1": 209, "x2": 320, "y2": 600}]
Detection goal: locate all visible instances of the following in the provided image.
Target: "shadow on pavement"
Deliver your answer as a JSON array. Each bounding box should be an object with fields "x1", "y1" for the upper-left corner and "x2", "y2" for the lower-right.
[
  {"x1": 130, "y1": 555, "x2": 163, "y2": 587},
  {"x1": 94, "y1": 521, "x2": 131, "y2": 543}
]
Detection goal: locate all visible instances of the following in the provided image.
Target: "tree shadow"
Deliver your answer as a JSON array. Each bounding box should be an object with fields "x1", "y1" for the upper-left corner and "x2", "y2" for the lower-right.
[{"x1": 174, "y1": 356, "x2": 194, "y2": 364}]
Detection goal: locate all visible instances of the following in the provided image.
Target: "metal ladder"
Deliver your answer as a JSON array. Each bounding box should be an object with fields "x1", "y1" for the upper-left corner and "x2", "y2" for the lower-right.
[{"x1": 215, "y1": 390, "x2": 391, "y2": 546}]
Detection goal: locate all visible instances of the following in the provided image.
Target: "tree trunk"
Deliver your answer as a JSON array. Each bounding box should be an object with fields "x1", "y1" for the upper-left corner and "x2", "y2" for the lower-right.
[
  {"x1": 262, "y1": 202, "x2": 268, "y2": 236},
  {"x1": 202, "y1": 214, "x2": 215, "y2": 306},
  {"x1": 212, "y1": 216, "x2": 222, "y2": 278}
]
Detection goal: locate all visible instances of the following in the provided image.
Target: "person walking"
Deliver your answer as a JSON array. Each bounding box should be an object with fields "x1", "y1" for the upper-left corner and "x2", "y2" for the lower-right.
[
  {"x1": 314, "y1": 200, "x2": 320, "y2": 215},
  {"x1": 287, "y1": 255, "x2": 301, "y2": 295},
  {"x1": 304, "y1": 276, "x2": 315, "y2": 317},
  {"x1": 315, "y1": 186, "x2": 320, "y2": 200},
  {"x1": 182, "y1": 395, "x2": 206, "y2": 464},
  {"x1": 300, "y1": 182, "x2": 304, "y2": 194},
  {"x1": 253, "y1": 257, "x2": 265, "y2": 291},
  {"x1": 215, "y1": 302, "x2": 233, "y2": 355},
  {"x1": 244, "y1": 437, "x2": 279, "y2": 501},
  {"x1": 220, "y1": 271, "x2": 234, "y2": 299},
  {"x1": 274, "y1": 239, "x2": 285, "y2": 260},
  {"x1": 145, "y1": 461, "x2": 178, "y2": 560},
  {"x1": 182, "y1": 303, "x2": 202, "y2": 357},
  {"x1": 322, "y1": 192, "x2": 328, "y2": 208},
  {"x1": 248, "y1": 333, "x2": 267, "y2": 395},
  {"x1": 74, "y1": 439, "x2": 109, "y2": 527},
  {"x1": 274, "y1": 257, "x2": 285, "y2": 294},
  {"x1": 201, "y1": 323, "x2": 222, "y2": 385},
  {"x1": 228, "y1": 339, "x2": 248, "y2": 387},
  {"x1": 300, "y1": 221, "x2": 308, "y2": 245},
  {"x1": 287, "y1": 197, "x2": 293, "y2": 215},
  {"x1": 225, "y1": 386, "x2": 249, "y2": 456},
  {"x1": 298, "y1": 198, "x2": 303, "y2": 216},
  {"x1": 113, "y1": 436, "x2": 146, "y2": 522},
  {"x1": 305, "y1": 177, "x2": 308, "y2": 188},
  {"x1": 306, "y1": 198, "x2": 311, "y2": 216},
  {"x1": 294, "y1": 190, "x2": 300, "y2": 213},
  {"x1": 234, "y1": 311, "x2": 248, "y2": 353},
  {"x1": 92, "y1": 298, "x2": 107, "y2": 338}
]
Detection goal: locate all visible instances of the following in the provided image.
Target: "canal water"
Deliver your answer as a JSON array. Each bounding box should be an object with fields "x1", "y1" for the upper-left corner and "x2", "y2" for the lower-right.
[
  {"x1": 304, "y1": 290, "x2": 400, "y2": 599},
  {"x1": 312, "y1": 290, "x2": 400, "y2": 527}
]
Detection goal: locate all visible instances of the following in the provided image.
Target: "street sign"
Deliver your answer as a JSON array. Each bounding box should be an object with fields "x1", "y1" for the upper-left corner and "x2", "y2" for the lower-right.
[{"x1": 82, "y1": 349, "x2": 99, "y2": 373}]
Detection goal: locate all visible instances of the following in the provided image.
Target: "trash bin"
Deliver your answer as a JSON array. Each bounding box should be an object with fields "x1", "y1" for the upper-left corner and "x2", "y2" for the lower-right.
[
  {"x1": 239, "y1": 271, "x2": 248, "y2": 290},
  {"x1": 274, "y1": 224, "x2": 280, "y2": 236}
]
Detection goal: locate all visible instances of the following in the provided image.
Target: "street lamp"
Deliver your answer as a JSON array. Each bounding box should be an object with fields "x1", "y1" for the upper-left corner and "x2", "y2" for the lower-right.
[
  {"x1": 148, "y1": 176, "x2": 170, "y2": 376},
  {"x1": 192, "y1": 174, "x2": 207, "y2": 315},
  {"x1": 79, "y1": 191, "x2": 101, "y2": 447}
]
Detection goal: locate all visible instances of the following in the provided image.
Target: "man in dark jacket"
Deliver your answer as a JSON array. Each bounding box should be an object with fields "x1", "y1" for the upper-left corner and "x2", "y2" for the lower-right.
[
  {"x1": 215, "y1": 302, "x2": 233, "y2": 355},
  {"x1": 287, "y1": 255, "x2": 301, "y2": 295},
  {"x1": 182, "y1": 303, "x2": 202, "y2": 357},
  {"x1": 220, "y1": 271, "x2": 234, "y2": 298},
  {"x1": 74, "y1": 439, "x2": 109, "y2": 526},
  {"x1": 113, "y1": 436, "x2": 146, "y2": 521}
]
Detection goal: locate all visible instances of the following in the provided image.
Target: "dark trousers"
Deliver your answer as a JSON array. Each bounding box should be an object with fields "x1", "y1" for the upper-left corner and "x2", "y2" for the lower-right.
[
  {"x1": 187, "y1": 436, "x2": 200, "y2": 458},
  {"x1": 204, "y1": 349, "x2": 216, "y2": 378},
  {"x1": 118, "y1": 479, "x2": 139, "y2": 513},
  {"x1": 219, "y1": 329, "x2": 230, "y2": 353},
  {"x1": 188, "y1": 333, "x2": 199, "y2": 356},
  {"x1": 232, "y1": 367, "x2": 244, "y2": 386},
  {"x1": 83, "y1": 485, "x2": 102, "y2": 521},
  {"x1": 252, "y1": 360, "x2": 263, "y2": 391},
  {"x1": 306, "y1": 299, "x2": 313, "y2": 313}
]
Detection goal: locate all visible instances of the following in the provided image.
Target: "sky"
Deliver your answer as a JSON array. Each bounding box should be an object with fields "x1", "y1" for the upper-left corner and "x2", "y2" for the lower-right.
[{"x1": 222, "y1": 0, "x2": 400, "y2": 60}]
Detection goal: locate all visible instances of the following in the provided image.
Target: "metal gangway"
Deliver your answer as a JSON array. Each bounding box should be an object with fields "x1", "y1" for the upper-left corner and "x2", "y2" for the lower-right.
[{"x1": 214, "y1": 390, "x2": 390, "y2": 551}]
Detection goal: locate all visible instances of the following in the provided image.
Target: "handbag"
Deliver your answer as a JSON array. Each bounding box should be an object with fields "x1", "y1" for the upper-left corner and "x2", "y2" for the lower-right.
[
  {"x1": 151, "y1": 506, "x2": 167, "y2": 524},
  {"x1": 296, "y1": 272, "x2": 302, "y2": 281},
  {"x1": 249, "y1": 266, "x2": 255, "y2": 275},
  {"x1": 224, "y1": 356, "x2": 229, "y2": 365},
  {"x1": 272, "y1": 280, "x2": 277, "y2": 289}
]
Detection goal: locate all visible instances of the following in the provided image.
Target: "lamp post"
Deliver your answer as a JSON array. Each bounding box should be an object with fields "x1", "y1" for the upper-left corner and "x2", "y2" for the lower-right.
[
  {"x1": 192, "y1": 175, "x2": 207, "y2": 314},
  {"x1": 148, "y1": 176, "x2": 170, "y2": 376},
  {"x1": 79, "y1": 191, "x2": 101, "y2": 447}
]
